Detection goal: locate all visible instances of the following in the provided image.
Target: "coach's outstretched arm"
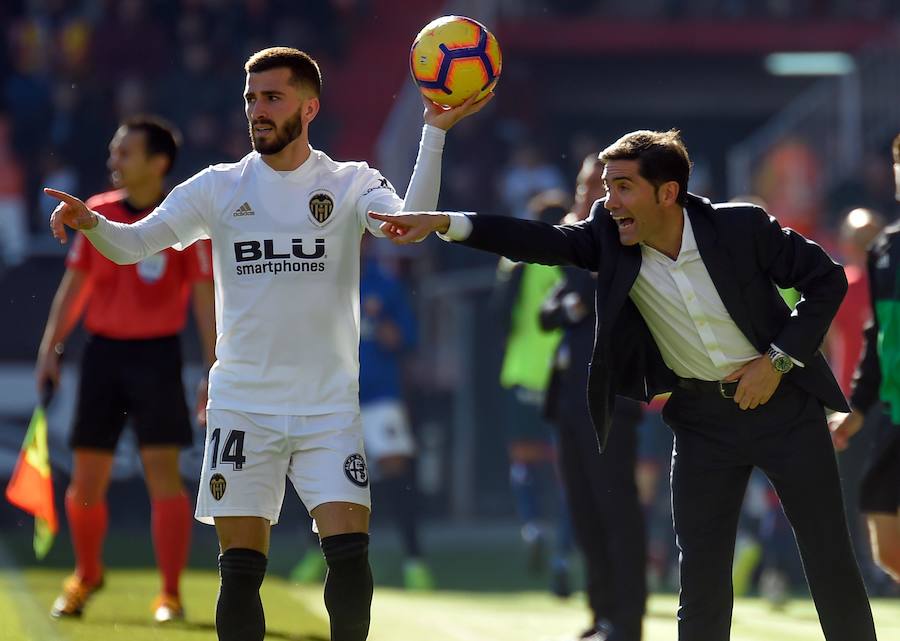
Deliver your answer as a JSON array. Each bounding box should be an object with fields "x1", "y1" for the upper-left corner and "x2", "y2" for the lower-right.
[
  {"x1": 46, "y1": 188, "x2": 179, "y2": 264},
  {"x1": 370, "y1": 208, "x2": 601, "y2": 270}
]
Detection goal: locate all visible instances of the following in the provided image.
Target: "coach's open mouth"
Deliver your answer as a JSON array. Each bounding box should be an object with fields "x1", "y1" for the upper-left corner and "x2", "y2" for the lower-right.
[{"x1": 613, "y1": 216, "x2": 634, "y2": 229}]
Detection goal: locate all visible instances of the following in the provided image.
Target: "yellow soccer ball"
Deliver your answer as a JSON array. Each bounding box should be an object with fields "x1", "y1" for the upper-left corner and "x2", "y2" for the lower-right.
[{"x1": 410, "y1": 15, "x2": 502, "y2": 107}]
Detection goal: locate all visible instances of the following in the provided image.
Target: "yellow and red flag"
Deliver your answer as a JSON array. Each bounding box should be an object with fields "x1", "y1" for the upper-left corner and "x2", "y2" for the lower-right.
[{"x1": 5, "y1": 402, "x2": 57, "y2": 559}]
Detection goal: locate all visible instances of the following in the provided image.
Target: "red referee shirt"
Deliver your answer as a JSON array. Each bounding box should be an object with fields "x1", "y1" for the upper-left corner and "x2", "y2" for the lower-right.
[
  {"x1": 66, "y1": 190, "x2": 213, "y2": 340},
  {"x1": 830, "y1": 264, "x2": 871, "y2": 396}
]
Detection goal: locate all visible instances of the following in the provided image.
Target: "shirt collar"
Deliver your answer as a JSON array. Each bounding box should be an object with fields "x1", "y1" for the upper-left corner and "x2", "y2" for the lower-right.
[
  {"x1": 641, "y1": 208, "x2": 697, "y2": 260},
  {"x1": 253, "y1": 145, "x2": 317, "y2": 183},
  {"x1": 680, "y1": 208, "x2": 698, "y2": 255}
]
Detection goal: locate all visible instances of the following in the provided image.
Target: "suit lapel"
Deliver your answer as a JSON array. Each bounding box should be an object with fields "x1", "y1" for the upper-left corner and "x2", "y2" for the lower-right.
[
  {"x1": 687, "y1": 202, "x2": 761, "y2": 349},
  {"x1": 602, "y1": 243, "x2": 641, "y2": 328}
]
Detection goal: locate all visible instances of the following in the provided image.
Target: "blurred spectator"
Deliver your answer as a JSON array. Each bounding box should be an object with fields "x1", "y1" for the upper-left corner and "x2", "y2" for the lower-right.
[
  {"x1": 493, "y1": 191, "x2": 574, "y2": 594},
  {"x1": 113, "y1": 76, "x2": 149, "y2": 123},
  {"x1": 177, "y1": 112, "x2": 224, "y2": 172},
  {"x1": 829, "y1": 207, "x2": 886, "y2": 394},
  {"x1": 158, "y1": 41, "x2": 229, "y2": 126},
  {"x1": 500, "y1": 143, "x2": 566, "y2": 218},
  {"x1": 36, "y1": 147, "x2": 79, "y2": 223},
  {"x1": 0, "y1": 115, "x2": 28, "y2": 267},
  {"x1": 753, "y1": 137, "x2": 822, "y2": 238},
  {"x1": 91, "y1": 0, "x2": 168, "y2": 83}
]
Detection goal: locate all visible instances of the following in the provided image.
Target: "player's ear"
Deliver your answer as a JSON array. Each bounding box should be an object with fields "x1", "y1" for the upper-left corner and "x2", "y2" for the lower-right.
[{"x1": 303, "y1": 95, "x2": 320, "y2": 125}]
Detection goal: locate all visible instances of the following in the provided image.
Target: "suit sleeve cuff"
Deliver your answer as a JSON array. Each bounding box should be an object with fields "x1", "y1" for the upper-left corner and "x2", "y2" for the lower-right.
[
  {"x1": 437, "y1": 212, "x2": 474, "y2": 242},
  {"x1": 771, "y1": 343, "x2": 804, "y2": 368}
]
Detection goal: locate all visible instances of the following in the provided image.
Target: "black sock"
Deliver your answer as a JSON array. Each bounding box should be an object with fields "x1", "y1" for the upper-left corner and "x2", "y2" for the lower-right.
[
  {"x1": 376, "y1": 473, "x2": 421, "y2": 558},
  {"x1": 321, "y1": 533, "x2": 373, "y2": 641},
  {"x1": 216, "y1": 548, "x2": 267, "y2": 641}
]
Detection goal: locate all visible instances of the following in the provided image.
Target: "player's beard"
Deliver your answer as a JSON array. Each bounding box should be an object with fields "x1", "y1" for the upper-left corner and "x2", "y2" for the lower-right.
[{"x1": 249, "y1": 108, "x2": 304, "y2": 155}]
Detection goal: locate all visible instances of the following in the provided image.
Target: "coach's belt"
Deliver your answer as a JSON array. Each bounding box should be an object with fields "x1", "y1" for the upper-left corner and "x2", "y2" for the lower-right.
[{"x1": 675, "y1": 377, "x2": 739, "y2": 399}]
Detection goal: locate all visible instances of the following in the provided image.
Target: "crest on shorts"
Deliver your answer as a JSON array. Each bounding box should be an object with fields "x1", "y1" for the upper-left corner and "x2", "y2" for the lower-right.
[
  {"x1": 210, "y1": 473, "x2": 227, "y2": 500},
  {"x1": 343, "y1": 454, "x2": 369, "y2": 488},
  {"x1": 308, "y1": 191, "x2": 335, "y2": 226}
]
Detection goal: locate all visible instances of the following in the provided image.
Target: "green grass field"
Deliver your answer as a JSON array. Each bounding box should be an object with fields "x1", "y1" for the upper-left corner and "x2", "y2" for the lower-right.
[{"x1": 1, "y1": 567, "x2": 899, "y2": 641}]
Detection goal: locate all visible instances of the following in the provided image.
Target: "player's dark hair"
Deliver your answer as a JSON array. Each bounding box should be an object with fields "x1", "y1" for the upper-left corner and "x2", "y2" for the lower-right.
[
  {"x1": 244, "y1": 47, "x2": 322, "y2": 96},
  {"x1": 600, "y1": 129, "x2": 692, "y2": 206},
  {"x1": 893, "y1": 132, "x2": 900, "y2": 163},
  {"x1": 122, "y1": 115, "x2": 181, "y2": 176}
]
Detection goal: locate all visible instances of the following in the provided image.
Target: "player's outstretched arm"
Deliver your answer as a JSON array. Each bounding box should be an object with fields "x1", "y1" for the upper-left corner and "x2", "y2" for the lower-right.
[
  {"x1": 45, "y1": 188, "x2": 98, "y2": 244},
  {"x1": 422, "y1": 92, "x2": 494, "y2": 131},
  {"x1": 45, "y1": 187, "x2": 181, "y2": 265},
  {"x1": 369, "y1": 212, "x2": 449, "y2": 244}
]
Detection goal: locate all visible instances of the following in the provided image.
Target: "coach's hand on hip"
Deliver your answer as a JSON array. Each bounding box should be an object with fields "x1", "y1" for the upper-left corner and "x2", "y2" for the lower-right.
[
  {"x1": 44, "y1": 188, "x2": 98, "y2": 244},
  {"x1": 423, "y1": 91, "x2": 494, "y2": 130},
  {"x1": 369, "y1": 212, "x2": 449, "y2": 244},
  {"x1": 723, "y1": 355, "x2": 783, "y2": 410}
]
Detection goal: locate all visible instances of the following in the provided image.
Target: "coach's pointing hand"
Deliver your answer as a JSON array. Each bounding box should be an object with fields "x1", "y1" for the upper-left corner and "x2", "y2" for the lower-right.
[
  {"x1": 45, "y1": 188, "x2": 98, "y2": 244},
  {"x1": 369, "y1": 212, "x2": 449, "y2": 244}
]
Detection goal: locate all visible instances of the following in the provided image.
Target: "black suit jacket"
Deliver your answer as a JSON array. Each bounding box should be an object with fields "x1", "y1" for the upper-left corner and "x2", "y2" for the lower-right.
[
  {"x1": 540, "y1": 266, "x2": 644, "y2": 429},
  {"x1": 458, "y1": 193, "x2": 849, "y2": 451}
]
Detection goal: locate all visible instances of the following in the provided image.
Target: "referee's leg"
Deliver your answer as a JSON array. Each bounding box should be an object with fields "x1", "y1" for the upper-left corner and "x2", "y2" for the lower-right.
[{"x1": 312, "y1": 501, "x2": 373, "y2": 641}]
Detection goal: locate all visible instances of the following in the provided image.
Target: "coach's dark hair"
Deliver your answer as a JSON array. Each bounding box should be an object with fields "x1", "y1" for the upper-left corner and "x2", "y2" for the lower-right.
[
  {"x1": 122, "y1": 115, "x2": 181, "y2": 176},
  {"x1": 893, "y1": 132, "x2": 900, "y2": 164},
  {"x1": 600, "y1": 129, "x2": 692, "y2": 206},
  {"x1": 245, "y1": 47, "x2": 322, "y2": 96}
]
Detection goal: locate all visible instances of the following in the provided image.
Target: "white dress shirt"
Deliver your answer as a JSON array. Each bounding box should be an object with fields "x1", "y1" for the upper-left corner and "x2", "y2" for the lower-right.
[{"x1": 629, "y1": 212, "x2": 759, "y2": 380}]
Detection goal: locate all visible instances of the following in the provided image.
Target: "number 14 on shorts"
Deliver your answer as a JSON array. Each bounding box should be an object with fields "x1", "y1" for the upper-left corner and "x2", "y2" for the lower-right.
[{"x1": 209, "y1": 428, "x2": 247, "y2": 470}]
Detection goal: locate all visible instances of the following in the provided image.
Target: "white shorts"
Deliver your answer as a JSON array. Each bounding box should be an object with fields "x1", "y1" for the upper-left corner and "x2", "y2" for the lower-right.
[
  {"x1": 361, "y1": 399, "x2": 416, "y2": 460},
  {"x1": 195, "y1": 409, "x2": 371, "y2": 525}
]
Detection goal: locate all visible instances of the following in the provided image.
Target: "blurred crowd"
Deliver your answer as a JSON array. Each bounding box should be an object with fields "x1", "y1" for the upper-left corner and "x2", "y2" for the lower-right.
[
  {"x1": 2, "y1": 0, "x2": 899, "y2": 268},
  {"x1": 1, "y1": 0, "x2": 367, "y2": 261},
  {"x1": 499, "y1": 0, "x2": 900, "y2": 19}
]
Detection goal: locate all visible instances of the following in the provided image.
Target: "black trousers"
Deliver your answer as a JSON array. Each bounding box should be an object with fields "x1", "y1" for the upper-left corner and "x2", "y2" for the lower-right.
[
  {"x1": 663, "y1": 380, "x2": 877, "y2": 641},
  {"x1": 556, "y1": 401, "x2": 646, "y2": 641}
]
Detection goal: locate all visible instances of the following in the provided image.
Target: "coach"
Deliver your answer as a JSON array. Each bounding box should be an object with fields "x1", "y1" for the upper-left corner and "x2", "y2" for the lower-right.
[{"x1": 370, "y1": 129, "x2": 877, "y2": 641}]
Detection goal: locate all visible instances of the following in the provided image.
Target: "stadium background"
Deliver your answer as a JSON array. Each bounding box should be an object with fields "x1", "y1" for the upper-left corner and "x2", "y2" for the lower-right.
[{"x1": 1, "y1": 0, "x2": 900, "y2": 637}]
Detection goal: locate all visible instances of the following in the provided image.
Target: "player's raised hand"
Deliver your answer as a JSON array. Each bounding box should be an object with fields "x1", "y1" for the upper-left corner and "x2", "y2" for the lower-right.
[
  {"x1": 44, "y1": 188, "x2": 98, "y2": 244},
  {"x1": 369, "y1": 212, "x2": 450, "y2": 244},
  {"x1": 423, "y1": 91, "x2": 494, "y2": 131}
]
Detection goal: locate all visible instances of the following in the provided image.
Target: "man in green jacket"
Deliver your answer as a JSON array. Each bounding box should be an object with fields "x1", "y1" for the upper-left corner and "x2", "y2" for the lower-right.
[{"x1": 830, "y1": 133, "x2": 900, "y2": 584}]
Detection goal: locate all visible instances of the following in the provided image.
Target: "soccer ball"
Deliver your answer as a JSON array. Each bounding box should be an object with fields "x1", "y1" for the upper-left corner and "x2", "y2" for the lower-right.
[{"x1": 410, "y1": 15, "x2": 502, "y2": 107}]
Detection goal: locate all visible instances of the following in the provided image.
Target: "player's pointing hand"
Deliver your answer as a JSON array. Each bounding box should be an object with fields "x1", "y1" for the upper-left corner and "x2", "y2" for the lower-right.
[
  {"x1": 45, "y1": 188, "x2": 98, "y2": 244},
  {"x1": 369, "y1": 212, "x2": 450, "y2": 244}
]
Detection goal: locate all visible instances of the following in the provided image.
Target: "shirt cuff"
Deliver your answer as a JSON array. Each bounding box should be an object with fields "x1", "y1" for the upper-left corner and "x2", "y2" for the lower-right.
[
  {"x1": 437, "y1": 212, "x2": 474, "y2": 242},
  {"x1": 82, "y1": 212, "x2": 109, "y2": 237},
  {"x1": 771, "y1": 343, "x2": 805, "y2": 368}
]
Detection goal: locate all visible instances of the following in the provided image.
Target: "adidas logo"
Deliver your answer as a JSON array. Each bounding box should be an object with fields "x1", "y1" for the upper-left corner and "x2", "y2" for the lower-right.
[{"x1": 233, "y1": 202, "x2": 255, "y2": 217}]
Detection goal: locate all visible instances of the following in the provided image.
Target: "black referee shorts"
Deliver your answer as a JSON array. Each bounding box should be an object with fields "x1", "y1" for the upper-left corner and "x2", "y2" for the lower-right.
[
  {"x1": 859, "y1": 410, "x2": 900, "y2": 515},
  {"x1": 70, "y1": 334, "x2": 193, "y2": 451}
]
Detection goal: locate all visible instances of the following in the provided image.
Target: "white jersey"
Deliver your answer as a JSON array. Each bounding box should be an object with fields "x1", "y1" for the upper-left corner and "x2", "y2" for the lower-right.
[{"x1": 155, "y1": 148, "x2": 406, "y2": 416}]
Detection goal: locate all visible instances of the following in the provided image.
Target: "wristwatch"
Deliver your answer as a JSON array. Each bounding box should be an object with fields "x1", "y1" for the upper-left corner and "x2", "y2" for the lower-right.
[{"x1": 766, "y1": 346, "x2": 794, "y2": 374}]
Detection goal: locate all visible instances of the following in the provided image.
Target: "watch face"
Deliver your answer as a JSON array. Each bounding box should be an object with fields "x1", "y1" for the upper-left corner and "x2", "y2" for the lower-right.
[{"x1": 773, "y1": 355, "x2": 793, "y2": 373}]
